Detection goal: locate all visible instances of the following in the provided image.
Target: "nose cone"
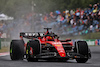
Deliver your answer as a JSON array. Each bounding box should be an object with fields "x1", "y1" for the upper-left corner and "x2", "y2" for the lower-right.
[
  {"x1": 57, "y1": 47, "x2": 66, "y2": 57},
  {"x1": 53, "y1": 42, "x2": 66, "y2": 57},
  {"x1": 60, "y1": 53, "x2": 66, "y2": 57}
]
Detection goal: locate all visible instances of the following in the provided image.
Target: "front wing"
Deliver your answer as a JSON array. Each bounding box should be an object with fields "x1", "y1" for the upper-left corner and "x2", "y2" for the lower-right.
[{"x1": 29, "y1": 52, "x2": 89, "y2": 59}]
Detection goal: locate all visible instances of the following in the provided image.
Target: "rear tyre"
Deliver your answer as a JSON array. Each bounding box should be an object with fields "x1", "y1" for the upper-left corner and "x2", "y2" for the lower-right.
[
  {"x1": 74, "y1": 41, "x2": 89, "y2": 63},
  {"x1": 10, "y1": 40, "x2": 24, "y2": 60},
  {"x1": 26, "y1": 40, "x2": 41, "y2": 62}
]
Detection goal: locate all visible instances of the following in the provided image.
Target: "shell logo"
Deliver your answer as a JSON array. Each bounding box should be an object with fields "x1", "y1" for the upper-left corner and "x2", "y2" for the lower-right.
[{"x1": 56, "y1": 45, "x2": 61, "y2": 46}]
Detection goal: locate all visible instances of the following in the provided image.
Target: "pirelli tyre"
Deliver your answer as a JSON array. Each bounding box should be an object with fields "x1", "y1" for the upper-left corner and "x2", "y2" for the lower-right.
[
  {"x1": 26, "y1": 40, "x2": 41, "y2": 62},
  {"x1": 74, "y1": 41, "x2": 90, "y2": 63},
  {"x1": 10, "y1": 40, "x2": 24, "y2": 60}
]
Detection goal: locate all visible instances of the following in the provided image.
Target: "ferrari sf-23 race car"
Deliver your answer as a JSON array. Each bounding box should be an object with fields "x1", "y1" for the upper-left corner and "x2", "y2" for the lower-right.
[{"x1": 10, "y1": 28, "x2": 91, "y2": 63}]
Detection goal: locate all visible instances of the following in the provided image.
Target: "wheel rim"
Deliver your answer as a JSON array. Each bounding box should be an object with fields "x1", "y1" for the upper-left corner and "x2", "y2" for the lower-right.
[{"x1": 10, "y1": 46, "x2": 13, "y2": 59}]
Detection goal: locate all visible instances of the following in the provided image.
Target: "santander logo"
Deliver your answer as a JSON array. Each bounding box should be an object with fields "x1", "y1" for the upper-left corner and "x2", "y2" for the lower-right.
[{"x1": 53, "y1": 42, "x2": 62, "y2": 44}]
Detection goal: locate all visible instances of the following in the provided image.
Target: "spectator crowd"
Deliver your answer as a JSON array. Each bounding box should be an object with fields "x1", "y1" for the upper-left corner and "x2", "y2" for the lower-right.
[
  {"x1": 0, "y1": 3, "x2": 100, "y2": 38},
  {"x1": 39, "y1": 3, "x2": 100, "y2": 36}
]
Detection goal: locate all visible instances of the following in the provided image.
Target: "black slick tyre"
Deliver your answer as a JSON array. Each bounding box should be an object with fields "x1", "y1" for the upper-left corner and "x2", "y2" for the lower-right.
[
  {"x1": 26, "y1": 40, "x2": 41, "y2": 62},
  {"x1": 74, "y1": 41, "x2": 89, "y2": 63},
  {"x1": 10, "y1": 40, "x2": 24, "y2": 60}
]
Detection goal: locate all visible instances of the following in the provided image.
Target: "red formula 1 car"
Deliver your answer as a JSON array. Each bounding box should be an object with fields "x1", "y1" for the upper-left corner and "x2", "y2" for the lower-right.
[{"x1": 10, "y1": 28, "x2": 91, "y2": 63}]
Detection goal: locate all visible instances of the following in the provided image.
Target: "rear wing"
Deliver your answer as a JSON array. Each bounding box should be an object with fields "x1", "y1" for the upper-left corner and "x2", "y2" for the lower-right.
[{"x1": 20, "y1": 32, "x2": 44, "y2": 39}]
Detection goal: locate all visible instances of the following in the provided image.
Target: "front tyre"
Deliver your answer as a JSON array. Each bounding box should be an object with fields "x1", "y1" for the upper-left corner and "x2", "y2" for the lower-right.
[
  {"x1": 26, "y1": 40, "x2": 41, "y2": 62},
  {"x1": 10, "y1": 40, "x2": 24, "y2": 60},
  {"x1": 74, "y1": 41, "x2": 90, "y2": 63}
]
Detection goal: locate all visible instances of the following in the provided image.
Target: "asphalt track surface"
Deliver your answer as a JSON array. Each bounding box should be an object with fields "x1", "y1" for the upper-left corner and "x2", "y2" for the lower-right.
[{"x1": 0, "y1": 46, "x2": 100, "y2": 67}]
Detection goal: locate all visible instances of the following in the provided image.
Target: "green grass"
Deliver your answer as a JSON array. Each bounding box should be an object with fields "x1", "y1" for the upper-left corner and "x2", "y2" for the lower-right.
[{"x1": 0, "y1": 47, "x2": 9, "y2": 53}]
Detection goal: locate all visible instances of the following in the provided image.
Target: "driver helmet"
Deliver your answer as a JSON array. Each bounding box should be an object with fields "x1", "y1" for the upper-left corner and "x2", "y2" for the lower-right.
[{"x1": 46, "y1": 36, "x2": 53, "y2": 41}]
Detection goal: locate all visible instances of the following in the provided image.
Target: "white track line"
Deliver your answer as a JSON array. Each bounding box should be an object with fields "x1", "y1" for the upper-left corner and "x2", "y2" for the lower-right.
[{"x1": 0, "y1": 52, "x2": 9, "y2": 56}]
